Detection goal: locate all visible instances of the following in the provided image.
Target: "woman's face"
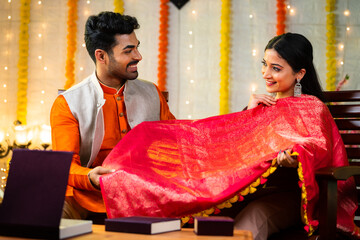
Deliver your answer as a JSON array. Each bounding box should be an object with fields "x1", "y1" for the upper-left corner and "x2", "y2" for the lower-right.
[{"x1": 261, "y1": 49, "x2": 301, "y2": 99}]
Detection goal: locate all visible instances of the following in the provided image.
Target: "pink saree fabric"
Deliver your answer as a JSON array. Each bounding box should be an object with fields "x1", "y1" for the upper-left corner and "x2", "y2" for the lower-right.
[{"x1": 100, "y1": 95, "x2": 360, "y2": 237}]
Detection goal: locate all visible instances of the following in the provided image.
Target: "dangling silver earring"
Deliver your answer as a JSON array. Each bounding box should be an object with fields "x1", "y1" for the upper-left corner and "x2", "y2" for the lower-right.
[{"x1": 294, "y1": 78, "x2": 302, "y2": 97}]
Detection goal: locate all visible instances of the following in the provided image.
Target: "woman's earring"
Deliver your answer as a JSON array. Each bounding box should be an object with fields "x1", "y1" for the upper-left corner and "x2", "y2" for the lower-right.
[{"x1": 294, "y1": 78, "x2": 302, "y2": 97}]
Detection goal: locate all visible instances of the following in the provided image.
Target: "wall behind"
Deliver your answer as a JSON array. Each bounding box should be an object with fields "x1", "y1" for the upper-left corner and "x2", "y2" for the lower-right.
[{"x1": 0, "y1": 0, "x2": 359, "y2": 133}]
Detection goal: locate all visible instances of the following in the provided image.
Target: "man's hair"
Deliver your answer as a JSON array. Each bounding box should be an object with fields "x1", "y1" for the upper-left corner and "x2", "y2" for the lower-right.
[{"x1": 84, "y1": 11, "x2": 140, "y2": 63}]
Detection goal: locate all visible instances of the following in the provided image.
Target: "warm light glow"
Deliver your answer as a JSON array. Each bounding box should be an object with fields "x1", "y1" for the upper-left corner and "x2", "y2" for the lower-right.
[
  {"x1": 187, "y1": 115, "x2": 192, "y2": 119},
  {"x1": 80, "y1": 67, "x2": 84, "y2": 71},
  {"x1": 252, "y1": 49, "x2": 257, "y2": 56},
  {"x1": 249, "y1": 14, "x2": 253, "y2": 19},
  {"x1": 189, "y1": 44, "x2": 193, "y2": 48},
  {"x1": 44, "y1": 66, "x2": 48, "y2": 71},
  {"x1": 8, "y1": 0, "x2": 11, "y2": 3},
  {"x1": 38, "y1": 1, "x2": 42, "y2": 4},
  {"x1": 346, "y1": 27, "x2": 350, "y2": 31},
  {"x1": 38, "y1": 33, "x2": 42, "y2": 38},
  {"x1": 187, "y1": 66, "x2": 191, "y2": 70},
  {"x1": 14, "y1": 125, "x2": 32, "y2": 145},
  {"x1": 86, "y1": 0, "x2": 91, "y2": 3},
  {"x1": 190, "y1": 79, "x2": 194, "y2": 84},
  {"x1": 251, "y1": 84, "x2": 257, "y2": 93},
  {"x1": 189, "y1": 31, "x2": 193, "y2": 35},
  {"x1": 4, "y1": 66, "x2": 8, "y2": 70},
  {"x1": 0, "y1": 130, "x2": 4, "y2": 143},
  {"x1": 3, "y1": 99, "x2": 7, "y2": 103},
  {"x1": 41, "y1": 90, "x2": 45, "y2": 94},
  {"x1": 339, "y1": 44, "x2": 344, "y2": 50},
  {"x1": 38, "y1": 55, "x2": 42, "y2": 60},
  {"x1": 82, "y1": 43, "x2": 86, "y2": 47},
  {"x1": 287, "y1": 5, "x2": 291, "y2": 9},
  {"x1": 40, "y1": 100, "x2": 44, "y2": 104},
  {"x1": 289, "y1": 8, "x2": 295, "y2": 15},
  {"x1": 8, "y1": 16, "x2": 11, "y2": 20},
  {"x1": 185, "y1": 100, "x2": 190, "y2": 104},
  {"x1": 3, "y1": 84, "x2": 6, "y2": 88},
  {"x1": 84, "y1": 10, "x2": 90, "y2": 16},
  {"x1": 340, "y1": 61, "x2": 344, "y2": 65},
  {"x1": 192, "y1": 10, "x2": 196, "y2": 15},
  {"x1": 344, "y1": 10, "x2": 350, "y2": 16}
]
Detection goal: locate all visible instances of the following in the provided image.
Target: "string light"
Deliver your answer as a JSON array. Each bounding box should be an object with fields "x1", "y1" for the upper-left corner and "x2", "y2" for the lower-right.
[
  {"x1": 3, "y1": 84, "x2": 6, "y2": 88},
  {"x1": 82, "y1": 43, "x2": 86, "y2": 47},
  {"x1": 252, "y1": 49, "x2": 257, "y2": 56},
  {"x1": 289, "y1": 8, "x2": 296, "y2": 16},
  {"x1": 187, "y1": 66, "x2": 191, "y2": 70},
  {"x1": 187, "y1": 115, "x2": 192, "y2": 119},
  {"x1": 249, "y1": 14, "x2": 253, "y2": 19},
  {"x1": 344, "y1": 10, "x2": 350, "y2": 16},
  {"x1": 189, "y1": 44, "x2": 193, "y2": 48},
  {"x1": 38, "y1": 55, "x2": 42, "y2": 60},
  {"x1": 80, "y1": 67, "x2": 84, "y2": 71},
  {"x1": 339, "y1": 43, "x2": 344, "y2": 50},
  {"x1": 44, "y1": 67, "x2": 47, "y2": 71},
  {"x1": 4, "y1": 67, "x2": 8, "y2": 71},
  {"x1": 7, "y1": 16, "x2": 11, "y2": 20},
  {"x1": 190, "y1": 79, "x2": 194, "y2": 84},
  {"x1": 38, "y1": 33, "x2": 42, "y2": 38},
  {"x1": 192, "y1": 10, "x2": 196, "y2": 15},
  {"x1": 189, "y1": 31, "x2": 193, "y2": 35},
  {"x1": 38, "y1": 1, "x2": 42, "y2": 5},
  {"x1": 41, "y1": 90, "x2": 45, "y2": 94},
  {"x1": 346, "y1": 27, "x2": 350, "y2": 31}
]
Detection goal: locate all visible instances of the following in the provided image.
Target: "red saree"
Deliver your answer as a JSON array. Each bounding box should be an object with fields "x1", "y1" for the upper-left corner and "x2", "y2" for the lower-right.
[{"x1": 100, "y1": 95, "x2": 360, "y2": 237}]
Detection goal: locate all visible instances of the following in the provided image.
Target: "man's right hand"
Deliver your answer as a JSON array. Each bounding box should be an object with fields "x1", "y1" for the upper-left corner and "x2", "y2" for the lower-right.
[{"x1": 88, "y1": 166, "x2": 115, "y2": 190}]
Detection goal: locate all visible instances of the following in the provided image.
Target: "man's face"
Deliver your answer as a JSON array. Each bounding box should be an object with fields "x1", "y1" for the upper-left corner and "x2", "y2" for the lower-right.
[{"x1": 107, "y1": 32, "x2": 142, "y2": 82}]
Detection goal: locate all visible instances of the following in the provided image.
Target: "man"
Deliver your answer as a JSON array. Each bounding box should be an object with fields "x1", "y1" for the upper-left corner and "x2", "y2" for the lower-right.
[{"x1": 50, "y1": 11, "x2": 175, "y2": 220}]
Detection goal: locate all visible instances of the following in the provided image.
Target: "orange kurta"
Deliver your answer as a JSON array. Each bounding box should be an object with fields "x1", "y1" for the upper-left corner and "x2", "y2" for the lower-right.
[{"x1": 50, "y1": 81, "x2": 175, "y2": 212}]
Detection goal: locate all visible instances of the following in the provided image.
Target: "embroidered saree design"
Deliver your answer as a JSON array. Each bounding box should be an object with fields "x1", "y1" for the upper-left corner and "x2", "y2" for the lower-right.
[{"x1": 100, "y1": 95, "x2": 360, "y2": 237}]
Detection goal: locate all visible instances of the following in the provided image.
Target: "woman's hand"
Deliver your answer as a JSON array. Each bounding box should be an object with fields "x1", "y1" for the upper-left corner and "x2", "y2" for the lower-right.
[
  {"x1": 276, "y1": 149, "x2": 298, "y2": 168},
  {"x1": 247, "y1": 94, "x2": 277, "y2": 109}
]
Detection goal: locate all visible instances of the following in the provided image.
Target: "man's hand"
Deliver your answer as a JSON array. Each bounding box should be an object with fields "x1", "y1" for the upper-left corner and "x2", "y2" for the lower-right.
[
  {"x1": 88, "y1": 166, "x2": 115, "y2": 190},
  {"x1": 276, "y1": 149, "x2": 298, "y2": 168},
  {"x1": 247, "y1": 94, "x2": 277, "y2": 110}
]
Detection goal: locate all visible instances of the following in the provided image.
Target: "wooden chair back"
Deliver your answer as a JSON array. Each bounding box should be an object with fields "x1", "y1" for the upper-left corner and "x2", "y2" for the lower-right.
[{"x1": 323, "y1": 90, "x2": 360, "y2": 225}]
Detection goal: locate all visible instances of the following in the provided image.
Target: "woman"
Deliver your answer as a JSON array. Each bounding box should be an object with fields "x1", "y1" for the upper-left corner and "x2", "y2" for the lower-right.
[
  {"x1": 234, "y1": 33, "x2": 325, "y2": 240},
  {"x1": 100, "y1": 33, "x2": 359, "y2": 239}
]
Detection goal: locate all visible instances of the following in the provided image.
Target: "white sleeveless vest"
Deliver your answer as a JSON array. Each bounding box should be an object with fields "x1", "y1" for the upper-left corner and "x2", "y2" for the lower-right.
[{"x1": 62, "y1": 73, "x2": 160, "y2": 167}]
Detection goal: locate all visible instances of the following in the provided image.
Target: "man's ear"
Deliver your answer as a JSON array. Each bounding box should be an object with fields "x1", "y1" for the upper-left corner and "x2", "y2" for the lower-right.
[{"x1": 95, "y1": 49, "x2": 106, "y2": 63}]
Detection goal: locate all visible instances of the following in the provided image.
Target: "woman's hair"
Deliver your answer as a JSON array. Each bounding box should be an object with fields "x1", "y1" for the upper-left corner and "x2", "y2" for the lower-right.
[
  {"x1": 265, "y1": 33, "x2": 324, "y2": 101},
  {"x1": 84, "y1": 11, "x2": 140, "y2": 63}
]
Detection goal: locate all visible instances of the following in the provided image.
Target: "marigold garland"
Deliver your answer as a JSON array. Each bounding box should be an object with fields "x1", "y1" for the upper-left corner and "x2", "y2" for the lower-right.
[
  {"x1": 16, "y1": 0, "x2": 31, "y2": 124},
  {"x1": 219, "y1": 0, "x2": 231, "y2": 115},
  {"x1": 276, "y1": 0, "x2": 286, "y2": 35},
  {"x1": 64, "y1": 0, "x2": 78, "y2": 90},
  {"x1": 157, "y1": 0, "x2": 169, "y2": 92},
  {"x1": 114, "y1": 0, "x2": 124, "y2": 14},
  {"x1": 325, "y1": 0, "x2": 337, "y2": 91}
]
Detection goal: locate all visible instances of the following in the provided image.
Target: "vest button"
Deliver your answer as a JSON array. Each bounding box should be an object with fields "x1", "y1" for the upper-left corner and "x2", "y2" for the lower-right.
[
  {"x1": 119, "y1": 112, "x2": 124, "y2": 117},
  {"x1": 116, "y1": 97, "x2": 122, "y2": 101},
  {"x1": 122, "y1": 129, "x2": 127, "y2": 133}
]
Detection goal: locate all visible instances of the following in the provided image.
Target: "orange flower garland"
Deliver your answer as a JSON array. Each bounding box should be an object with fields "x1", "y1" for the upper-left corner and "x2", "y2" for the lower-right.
[
  {"x1": 16, "y1": 0, "x2": 31, "y2": 124},
  {"x1": 276, "y1": 0, "x2": 286, "y2": 35},
  {"x1": 64, "y1": 0, "x2": 78, "y2": 90},
  {"x1": 157, "y1": 0, "x2": 169, "y2": 92}
]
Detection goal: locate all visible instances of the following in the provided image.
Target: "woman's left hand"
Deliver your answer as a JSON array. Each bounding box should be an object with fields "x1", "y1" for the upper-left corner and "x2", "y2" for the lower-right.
[{"x1": 277, "y1": 149, "x2": 298, "y2": 168}]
